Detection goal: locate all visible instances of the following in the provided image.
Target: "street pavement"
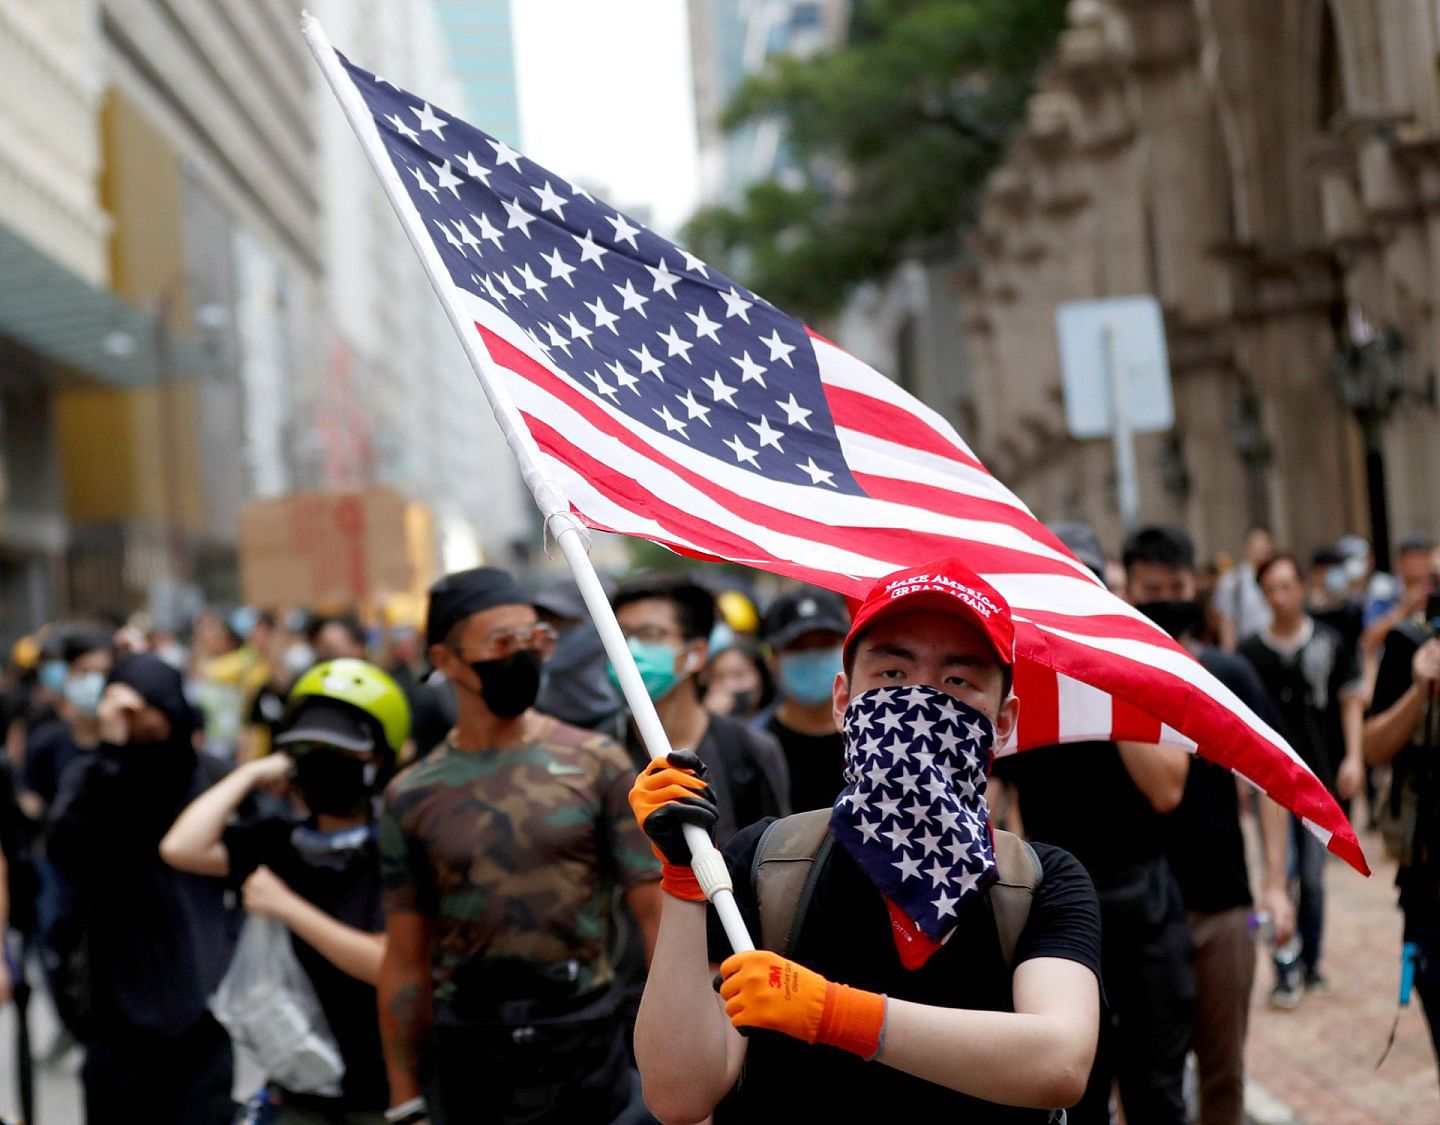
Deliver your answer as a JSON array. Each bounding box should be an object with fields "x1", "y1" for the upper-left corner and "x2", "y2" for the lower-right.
[{"x1": 1245, "y1": 826, "x2": 1440, "y2": 1125}]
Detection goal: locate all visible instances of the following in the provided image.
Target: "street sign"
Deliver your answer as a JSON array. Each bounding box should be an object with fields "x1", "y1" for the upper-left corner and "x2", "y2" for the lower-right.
[
  {"x1": 1056, "y1": 295, "x2": 1174, "y2": 438},
  {"x1": 1055, "y1": 295, "x2": 1174, "y2": 530}
]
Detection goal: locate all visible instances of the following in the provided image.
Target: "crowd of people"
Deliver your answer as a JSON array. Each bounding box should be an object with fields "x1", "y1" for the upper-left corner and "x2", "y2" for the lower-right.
[{"x1": 0, "y1": 521, "x2": 1431, "y2": 1124}]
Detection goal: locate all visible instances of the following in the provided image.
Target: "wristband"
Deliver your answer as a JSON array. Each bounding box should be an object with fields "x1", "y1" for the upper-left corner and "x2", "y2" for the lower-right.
[
  {"x1": 661, "y1": 862, "x2": 707, "y2": 902},
  {"x1": 385, "y1": 1097, "x2": 427, "y2": 1124}
]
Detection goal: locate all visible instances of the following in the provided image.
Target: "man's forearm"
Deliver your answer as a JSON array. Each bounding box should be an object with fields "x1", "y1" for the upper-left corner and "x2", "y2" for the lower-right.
[
  {"x1": 378, "y1": 956, "x2": 433, "y2": 1104},
  {"x1": 635, "y1": 896, "x2": 742, "y2": 1123},
  {"x1": 1258, "y1": 793, "x2": 1290, "y2": 892},
  {"x1": 1115, "y1": 741, "x2": 1189, "y2": 813},
  {"x1": 1365, "y1": 685, "x2": 1427, "y2": 766},
  {"x1": 878, "y1": 968, "x2": 1096, "y2": 1108}
]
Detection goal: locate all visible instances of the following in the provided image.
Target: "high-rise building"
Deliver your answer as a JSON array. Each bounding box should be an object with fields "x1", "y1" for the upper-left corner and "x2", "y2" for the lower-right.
[{"x1": 433, "y1": 0, "x2": 521, "y2": 147}]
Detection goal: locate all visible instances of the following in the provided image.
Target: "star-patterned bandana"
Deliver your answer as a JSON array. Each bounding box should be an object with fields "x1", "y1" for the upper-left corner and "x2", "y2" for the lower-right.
[{"x1": 830, "y1": 685, "x2": 998, "y2": 961}]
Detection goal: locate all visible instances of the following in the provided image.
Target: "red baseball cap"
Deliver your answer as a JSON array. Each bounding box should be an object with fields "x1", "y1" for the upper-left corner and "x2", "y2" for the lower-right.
[{"x1": 844, "y1": 558, "x2": 1016, "y2": 668}]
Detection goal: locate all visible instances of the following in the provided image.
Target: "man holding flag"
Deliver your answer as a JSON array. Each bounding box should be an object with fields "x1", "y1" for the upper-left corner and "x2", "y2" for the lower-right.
[{"x1": 629, "y1": 558, "x2": 1103, "y2": 1122}]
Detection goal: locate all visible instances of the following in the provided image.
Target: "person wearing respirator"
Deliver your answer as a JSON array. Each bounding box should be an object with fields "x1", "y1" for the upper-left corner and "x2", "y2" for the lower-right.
[{"x1": 162, "y1": 658, "x2": 409, "y2": 1123}]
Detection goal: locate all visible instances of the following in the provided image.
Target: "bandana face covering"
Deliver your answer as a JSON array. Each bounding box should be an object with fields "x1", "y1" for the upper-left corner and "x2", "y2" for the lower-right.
[{"x1": 830, "y1": 685, "x2": 999, "y2": 967}]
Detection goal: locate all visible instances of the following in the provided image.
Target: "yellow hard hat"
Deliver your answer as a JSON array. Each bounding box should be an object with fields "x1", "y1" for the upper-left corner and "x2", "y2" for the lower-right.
[{"x1": 717, "y1": 590, "x2": 760, "y2": 635}]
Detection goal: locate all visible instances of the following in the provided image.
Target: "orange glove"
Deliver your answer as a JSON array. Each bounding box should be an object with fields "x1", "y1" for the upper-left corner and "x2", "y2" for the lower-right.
[
  {"x1": 628, "y1": 750, "x2": 718, "y2": 902},
  {"x1": 719, "y1": 950, "x2": 886, "y2": 1060}
]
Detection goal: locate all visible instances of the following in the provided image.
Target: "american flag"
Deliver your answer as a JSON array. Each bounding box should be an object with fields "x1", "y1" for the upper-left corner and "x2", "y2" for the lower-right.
[
  {"x1": 832, "y1": 686, "x2": 999, "y2": 944},
  {"x1": 312, "y1": 36, "x2": 1365, "y2": 873}
]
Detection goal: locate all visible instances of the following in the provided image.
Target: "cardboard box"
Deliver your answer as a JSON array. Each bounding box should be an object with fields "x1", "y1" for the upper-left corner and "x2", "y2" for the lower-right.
[{"x1": 239, "y1": 488, "x2": 436, "y2": 610}]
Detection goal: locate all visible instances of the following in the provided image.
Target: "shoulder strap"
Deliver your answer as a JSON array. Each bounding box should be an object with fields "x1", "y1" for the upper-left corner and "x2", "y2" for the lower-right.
[
  {"x1": 989, "y1": 829, "x2": 1043, "y2": 970},
  {"x1": 752, "y1": 809, "x2": 833, "y2": 956}
]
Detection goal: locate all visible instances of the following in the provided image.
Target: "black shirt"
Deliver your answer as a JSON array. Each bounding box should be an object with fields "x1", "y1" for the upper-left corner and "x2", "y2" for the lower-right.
[
  {"x1": 223, "y1": 816, "x2": 387, "y2": 1111},
  {"x1": 706, "y1": 819, "x2": 1100, "y2": 1122},
  {"x1": 993, "y1": 741, "x2": 1165, "y2": 884},
  {"x1": 22, "y1": 719, "x2": 84, "y2": 808},
  {"x1": 1239, "y1": 622, "x2": 1360, "y2": 794},
  {"x1": 1371, "y1": 622, "x2": 1439, "y2": 913},
  {"x1": 763, "y1": 714, "x2": 845, "y2": 813},
  {"x1": 1165, "y1": 649, "x2": 1281, "y2": 914}
]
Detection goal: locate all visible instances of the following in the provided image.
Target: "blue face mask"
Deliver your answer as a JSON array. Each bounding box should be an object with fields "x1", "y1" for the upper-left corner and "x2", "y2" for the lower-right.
[
  {"x1": 778, "y1": 646, "x2": 843, "y2": 707},
  {"x1": 607, "y1": 637, "x2": 688, "y2": 702},
  {"x1": 63, "y1": 671, "x2": 106, "y2": 718},
  {"x1": 39, "y1": 660, "x2": 67, "y2": 694}
]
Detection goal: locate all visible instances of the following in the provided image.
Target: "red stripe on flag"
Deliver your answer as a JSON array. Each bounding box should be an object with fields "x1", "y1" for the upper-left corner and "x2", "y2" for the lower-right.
[{"x1": 824, "y1": 384, "x2": 984, "y2": 471}]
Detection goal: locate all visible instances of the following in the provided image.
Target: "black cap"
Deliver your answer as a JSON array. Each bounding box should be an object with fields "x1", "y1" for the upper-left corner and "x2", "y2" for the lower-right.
[
  {"x1": 276, "y1": 698, "x2": 375, "y2": 754},
  {"x1": 1311, "y1": 545, "x2": 1344, "y2": 567},
  {"x1": 761, "y1": 587, "x2": 850, "y2": 650},
  {"x1": 1398, "y1": 533, "x2": 1436, "y2": 556},
  {"x1": 1049, "y1": 521, "x2": 1106, "y2": 579},
  {"x1": 532, "y1": 578, "x2": 588, "y2": 621},
  {"x1": 426, "y1": 567, "x2": 528, "y2": 647}
]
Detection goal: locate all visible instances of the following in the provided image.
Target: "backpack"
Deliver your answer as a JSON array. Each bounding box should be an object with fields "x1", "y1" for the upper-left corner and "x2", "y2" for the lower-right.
[{"x1": 750, "y1": 809, "x2": 1043, "y2": 966}]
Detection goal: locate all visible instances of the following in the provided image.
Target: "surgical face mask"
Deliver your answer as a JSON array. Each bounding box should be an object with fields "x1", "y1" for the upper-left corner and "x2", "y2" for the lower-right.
[
  {"x1": 830, "y1": 684, "x2": 998, "y2": 963},
  {"x1": 1135, "y1": 599, "x2": 1206, "y2": 642},
  {"x1": 606, "y1": 637, "x2": 693, "y2": 702},
  {"x1": 469, "y1": 649, "x2": 543, "y2": 718},
  {"x1": 1324, "y1": 567, "x2": 1349, "y2": 595},
  {"x1": 293, "y1": 748, "x2": 377, "y2": 818},
  {"x1": 63, "y1": 671, "x2": 106, "y2": 718},
  {"x1": 39, "y1": 660, "x2": 67, "y2": 694},
  {"x1": 778, "y1": 646, "x2": 842, "y2": 707},
  {"x1": 708, "y1": 622, "x2": 736, "y2": 654}
]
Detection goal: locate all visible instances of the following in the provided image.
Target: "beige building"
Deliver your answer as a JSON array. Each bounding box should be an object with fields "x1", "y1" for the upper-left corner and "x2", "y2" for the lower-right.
[{"x1": 960, "y1": 0, "x2": 1440, "y2": 564}]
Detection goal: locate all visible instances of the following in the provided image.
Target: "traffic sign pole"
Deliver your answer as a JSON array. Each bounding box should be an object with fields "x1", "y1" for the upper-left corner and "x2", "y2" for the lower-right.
[{"x1": 1103, "y1": 322, "x2": 1141, "y2": 531}]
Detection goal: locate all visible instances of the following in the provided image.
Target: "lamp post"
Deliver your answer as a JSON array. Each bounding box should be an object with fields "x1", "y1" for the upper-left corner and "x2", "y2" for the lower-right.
[
  {"x1": 1228, "y1": 376, "x2": 1272, "y2": 531},
  {"x1": 1330, "y1": 319, "x2": 1420, "y2": 574}
]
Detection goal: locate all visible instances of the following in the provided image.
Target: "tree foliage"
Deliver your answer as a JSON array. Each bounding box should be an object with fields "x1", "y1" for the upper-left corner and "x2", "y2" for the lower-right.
[{"x1": 684, "y1": 0, "x2": 1068, "y2": 319}]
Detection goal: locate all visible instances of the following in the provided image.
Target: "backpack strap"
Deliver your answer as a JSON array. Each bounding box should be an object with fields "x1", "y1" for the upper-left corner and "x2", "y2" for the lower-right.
[
  {"x1": 752, "y1": 809, "x2": 833, "y2": 956},
  {"x1": 752, "y1": 814, "x2": 1042, "y2": 967},
  {"x1": 989, "y1": 829, "x2": 1043, "y2": 970}
]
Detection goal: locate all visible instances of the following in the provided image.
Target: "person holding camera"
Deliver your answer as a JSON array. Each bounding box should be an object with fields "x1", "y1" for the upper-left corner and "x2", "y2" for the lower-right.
[{"x1": 1364, "y1": 574, "x2": 1440, "y2": 1071}]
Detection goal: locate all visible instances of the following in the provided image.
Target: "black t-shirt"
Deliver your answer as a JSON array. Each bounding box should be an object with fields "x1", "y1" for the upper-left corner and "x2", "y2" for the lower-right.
[
  {"x1": 1165, "y1": 649, "x2": 1281, "y2": 914},
  {"x1": 992, "y1": 741, "x2": 1165, "y2": 883},
  {"x1": 223, "y1": 816, "x2": 387, "y2": 1110},
  {"x1": 764, "y1": 714, "x2": 845, "y2": 813},
  {"x1": 705, "y1": 819, "x2": 1100, "y2": 1123},
  {"x1": 1239, "y1": 622, "x2": 1360, "y2": 793},
  {"x1": 22, "y1": 719, "x2": 84, "y2": 807},
  {"x1": 1371, "y1": 622, "x2": 1439, "y2": 912}
]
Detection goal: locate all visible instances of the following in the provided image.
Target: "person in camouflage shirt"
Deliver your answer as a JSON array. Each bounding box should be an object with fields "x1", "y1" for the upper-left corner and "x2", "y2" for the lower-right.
[{"x1": 377, "y1": 567, "x2": 661, "y2": 1125}]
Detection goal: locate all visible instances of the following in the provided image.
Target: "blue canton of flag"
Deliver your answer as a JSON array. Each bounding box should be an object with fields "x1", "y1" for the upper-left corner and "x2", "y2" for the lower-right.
[
  {"x1": 830, "y1": 686, "x2": 999, "y2": 943},
  {"x1": 337, "y1": 53, "x2": 862, "y2": 495}
]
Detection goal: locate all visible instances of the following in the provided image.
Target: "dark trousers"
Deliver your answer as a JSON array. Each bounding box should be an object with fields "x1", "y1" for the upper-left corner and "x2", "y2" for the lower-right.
[
  {"x1": 1404, "y1": 903, "x2": 1440, "y2": 1086},
  {"x1": 426, "y1": 1017, "x2": 633, "y2": 1125},
  {"x1": 1068, "y1": 860, "x2": 1194, "y2": 1125},
  {"x1": 1189, "y1": 907, "x2": 1255, "y2": 1125},
  {"x1": 83, "y1": 1014, "x2": 234, "y2": 1125},
  {"x1": 1285, "y1": 814, "x2": 1327, "y2": 978}
]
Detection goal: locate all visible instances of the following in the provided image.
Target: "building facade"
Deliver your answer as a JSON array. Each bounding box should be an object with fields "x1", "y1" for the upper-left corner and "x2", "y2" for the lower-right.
[{"x1": 961, "y1": 0, "x2": 1440, "y2": 562}]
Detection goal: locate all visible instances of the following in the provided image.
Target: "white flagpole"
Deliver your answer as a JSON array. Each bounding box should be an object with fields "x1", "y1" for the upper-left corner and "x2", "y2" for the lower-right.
[{"x1": 300, "y1": 12, "x2": 754, "y2": 954}]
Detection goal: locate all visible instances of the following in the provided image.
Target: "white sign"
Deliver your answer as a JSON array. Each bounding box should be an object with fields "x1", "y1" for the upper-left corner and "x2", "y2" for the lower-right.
[{"x1": 1056, "y1": 295, "x2": 1174, "y2": 440}]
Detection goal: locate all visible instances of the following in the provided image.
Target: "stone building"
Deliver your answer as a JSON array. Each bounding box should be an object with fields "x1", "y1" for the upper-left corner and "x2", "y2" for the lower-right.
[{"x1": 961, "y1": 0, "x2": 1440, "y2": 564}]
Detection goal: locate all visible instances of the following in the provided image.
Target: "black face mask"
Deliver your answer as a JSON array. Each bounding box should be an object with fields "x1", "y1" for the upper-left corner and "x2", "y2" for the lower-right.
[
  {"x1": 1136, "y1": 599, "x2": 1207, "y2": 642},
  {"x1": 293, "y1": 749, "x2": 375, "y2": 817},
  {"x1": 470, "y1": 650, "x2": 542, "y2": 718}
]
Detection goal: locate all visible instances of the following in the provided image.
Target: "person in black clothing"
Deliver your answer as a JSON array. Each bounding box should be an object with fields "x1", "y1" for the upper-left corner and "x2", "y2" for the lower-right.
[
  {"x1": 631, "y1": 556, "x2": 1101, "y2": 1123},
  {"x1": 1120, "y1": 525, "x2": 1294, "y2": 1125},
  {"x1": 534, "y1": 578, "x2": 621, "y2": 731},
  {"x1": 1240, "y1": 554, "x2": 1366, "y2": 1007},
  {"x1": 993, "y1": 524, "x2": 1195, "y2": 1125},
  {"x1": 21, "y1": 627, "x2": 114, "y2": 818},
  {"x1": 1363, "y1": 584, "x2": 1440, "y2": 1077},
  {"x1": 45, "y1": 653, "x2": 237, "y2": 1125},
  {"x1": 163, "y1": 657, "x2": 410, "y2": 1123},
  {"x1": 754, "y1": 587, "x2": 851, "y2": 811}
]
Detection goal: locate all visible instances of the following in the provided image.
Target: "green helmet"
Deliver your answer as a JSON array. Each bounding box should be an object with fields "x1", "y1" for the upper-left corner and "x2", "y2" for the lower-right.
[{"x1": 286, "y1": 658, "x2": 411, "y2": 758}]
